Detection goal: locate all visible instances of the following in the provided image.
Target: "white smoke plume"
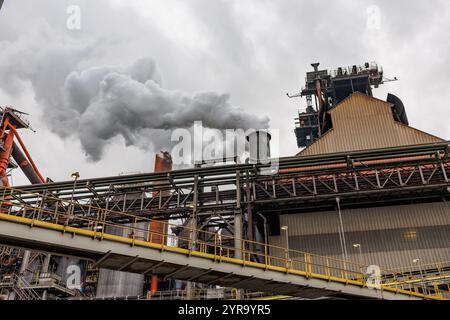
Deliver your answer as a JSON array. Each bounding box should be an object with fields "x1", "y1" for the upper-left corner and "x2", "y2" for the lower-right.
[{"x1": 0, "y1": 24, "x2": 269, "y2": 161}]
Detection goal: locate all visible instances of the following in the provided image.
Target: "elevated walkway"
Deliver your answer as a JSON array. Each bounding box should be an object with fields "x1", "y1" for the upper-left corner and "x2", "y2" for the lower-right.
[{"x1": 0, "y1": 188, "x2": 448, "y2": 300}]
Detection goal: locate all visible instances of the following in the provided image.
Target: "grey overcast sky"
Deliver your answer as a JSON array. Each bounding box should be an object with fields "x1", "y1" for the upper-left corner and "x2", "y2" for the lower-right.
[{"x1": 0, "y1": 0, "x2": 449, "y2": 185}]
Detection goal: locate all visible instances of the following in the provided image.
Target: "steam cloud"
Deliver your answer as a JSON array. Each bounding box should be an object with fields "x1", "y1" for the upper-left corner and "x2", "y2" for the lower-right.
[{"x1": 0, "y1": 25, "x2": 269, "y2": 161}]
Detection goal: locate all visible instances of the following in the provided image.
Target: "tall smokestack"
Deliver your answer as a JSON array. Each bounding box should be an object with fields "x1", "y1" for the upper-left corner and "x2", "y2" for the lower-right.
[
  {"x1": 154, "y1": 151, "x2": 172, "y2": 172},
  {"x1": 246, "y1": 130, "x2": 272, "y2": 164}
]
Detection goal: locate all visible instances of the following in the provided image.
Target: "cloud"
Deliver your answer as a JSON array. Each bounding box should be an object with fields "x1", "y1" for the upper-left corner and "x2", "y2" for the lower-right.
[
  {"x1": 74, "y1": 58, "x2": 268, "y2": 160},
  {"x1": 0, "y1": 8, "x2": 269, "y2": 161}
]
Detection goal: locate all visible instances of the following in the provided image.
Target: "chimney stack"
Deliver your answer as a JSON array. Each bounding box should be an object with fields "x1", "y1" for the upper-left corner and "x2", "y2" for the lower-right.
[{"x1": 246, "y1": 130, "x2": 271, "y2": 164}]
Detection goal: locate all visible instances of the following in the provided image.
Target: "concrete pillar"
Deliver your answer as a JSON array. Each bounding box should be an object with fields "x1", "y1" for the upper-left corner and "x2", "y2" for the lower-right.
[{"x1": 185, "y1": 280, "x2": 195, "y2": 300}]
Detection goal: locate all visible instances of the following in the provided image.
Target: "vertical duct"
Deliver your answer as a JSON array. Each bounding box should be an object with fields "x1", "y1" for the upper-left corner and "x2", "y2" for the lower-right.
[
  {"x1": 150, "y1": 151, "x2": 172, "y2": 293},
  {"x1": 246, "y1": 130, "x2": 271, "y2": 164}
]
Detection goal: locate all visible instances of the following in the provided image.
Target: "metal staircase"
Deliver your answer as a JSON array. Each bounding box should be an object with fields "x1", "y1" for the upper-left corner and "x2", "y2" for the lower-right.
[
  {"x1": 12, "y1": 275, "x2": 41, "y2": 300},
  {"x1": 0, "y1": 274, "x2": 41, "y2": 300}
]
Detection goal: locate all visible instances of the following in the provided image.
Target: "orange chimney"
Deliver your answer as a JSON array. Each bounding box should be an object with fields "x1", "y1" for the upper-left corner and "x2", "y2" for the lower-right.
[{"x1": 150, "y1": 151, "x2": 172, "y2": 293}]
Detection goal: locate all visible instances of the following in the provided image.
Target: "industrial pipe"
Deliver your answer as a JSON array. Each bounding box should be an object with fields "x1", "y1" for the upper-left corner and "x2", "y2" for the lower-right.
[
  {"x1": 11, "y1": 142, "x2": 44, "y2": 184},
  {"x1": 8, "y1": 142, "x2": 450, "y2": 195},
  {"x1": 0, "y1": 132, "x2": 14, "y2": 187},
  {"x1": 8, "y1": 126, "x2": 45, "y2": 183}
]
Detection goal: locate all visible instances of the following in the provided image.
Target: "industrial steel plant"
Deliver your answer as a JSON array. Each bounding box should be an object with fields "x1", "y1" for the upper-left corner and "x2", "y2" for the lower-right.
[
  {"x1": 1, "y1": 60, "x2": 449, "y2": 301},
  {"x1": 0, "y1": 1, "x2": 449, "y2": 302}
]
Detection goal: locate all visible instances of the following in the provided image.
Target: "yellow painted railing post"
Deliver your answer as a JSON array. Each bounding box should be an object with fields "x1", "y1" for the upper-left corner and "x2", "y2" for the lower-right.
[
  {"x1": 242, "y1": 240, "x2": 246, "y2": 266},
  {"x1": 433, "y1": 283, "x2": 440, "y2": 299},
  {"x1": 100, "y1": 210, "x2": 106, "y2": 240},
  {"x1": 264, "y1": 242, "x2": 268, "y2": 268},
  {"x1": 286, "y1": 250, "x2": 291, "y2": 270},
  {"x1": 307, "y1": 254, "x2": 312, "y2": 277},
  {"x1": 326, "y1": 257, "x2": 330, "y2": 280},
  {"x1": 219, "y1": 237, "x2": 223, "y2": 262}
]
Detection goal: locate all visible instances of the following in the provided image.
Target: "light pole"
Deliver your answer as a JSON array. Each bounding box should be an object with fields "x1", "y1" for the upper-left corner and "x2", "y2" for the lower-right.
[
  {"x1": 413, "y1": 258, "x2": 426, "y2": 293},
  {"x1": 353, "y1": 243, "x2": 363, "y2": 272},
  {"x1": 281, "y1": 226, "x2": 289, "y2": 267},
  {"x1": 71, "y1": 171, "x2": 80, "y2": 184},
  {"x1": 413, "y1": 258, "x2": 422, "y2": 274}
]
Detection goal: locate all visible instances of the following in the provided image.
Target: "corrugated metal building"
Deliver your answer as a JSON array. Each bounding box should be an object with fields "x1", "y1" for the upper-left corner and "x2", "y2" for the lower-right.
[
  {"x1": 298, "y1": 92, "x2": 443, "y2": 156},
  {"x1": 270, "y1": 92, "x2": 450, "y2": 270},
  {"x1": 269, "y1": 202, "x2": 450, "y2": 270}
]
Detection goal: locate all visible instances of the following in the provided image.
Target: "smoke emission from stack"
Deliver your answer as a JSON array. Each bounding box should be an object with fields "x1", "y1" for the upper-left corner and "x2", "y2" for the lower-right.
[{"x1": 0, "y1": 26, "x2": 270, "y2": 161}]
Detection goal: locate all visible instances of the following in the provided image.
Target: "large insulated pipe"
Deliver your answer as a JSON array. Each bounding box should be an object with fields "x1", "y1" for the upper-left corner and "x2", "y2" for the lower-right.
[
  {"x1": 11, "y1": 142, "x2": 44, "y2": 184},
  {"x1": 9, "y1": 126, "x2": 45, "y2": 182}
]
